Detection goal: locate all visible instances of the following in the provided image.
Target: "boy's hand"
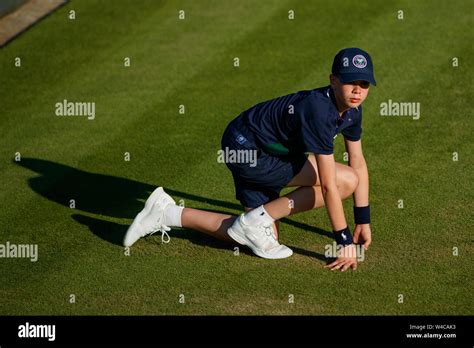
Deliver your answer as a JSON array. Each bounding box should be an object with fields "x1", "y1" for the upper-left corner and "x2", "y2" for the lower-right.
[
  {"x1": 325, "y1": 244, "x2": 358, "y2": 271},
  {"x1": 353, "y1": 223, "x2": 372, "y2": 250}
]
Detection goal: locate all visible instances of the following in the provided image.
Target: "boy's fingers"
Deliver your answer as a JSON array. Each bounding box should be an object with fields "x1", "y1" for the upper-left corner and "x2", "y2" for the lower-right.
[
  {"x1": 342, "y1": 260, "x2": 358, "y2": 272},
  {"x1": 325, "y1": 261, "x2": 340, "y2": 269},
  {"x1": 326, "y1": 258, "x2": 358, "y2": 271},
  {"x1": 326, "y1": 260, "x2": 344, "y2": 270},
  {"x1": 325, "y1": 258, "x2": 343, "y2": 267},
  {"x1": 341, "y1": 263, "x2": 351, "y2": 272},
  {"x1": 341, "y1": 260, "x2": 358, "y2": 272}
]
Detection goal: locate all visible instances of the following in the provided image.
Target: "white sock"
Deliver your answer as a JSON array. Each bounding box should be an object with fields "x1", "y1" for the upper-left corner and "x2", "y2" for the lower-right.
[
  {"x1": 242, "y1": 205, "x2": 275, "y2": 226},
  {"x1": 164, "y1": 204, "x2": 184, "y2": 227}
]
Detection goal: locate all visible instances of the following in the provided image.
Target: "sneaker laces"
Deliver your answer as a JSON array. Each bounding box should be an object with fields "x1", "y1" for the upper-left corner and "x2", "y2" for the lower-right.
[
  {"x1": 260, "y1": 224, "x2": 280, "y2": 249},
  {"x1": 146, "y1": 214, "x2": 171, "y2": 243}
]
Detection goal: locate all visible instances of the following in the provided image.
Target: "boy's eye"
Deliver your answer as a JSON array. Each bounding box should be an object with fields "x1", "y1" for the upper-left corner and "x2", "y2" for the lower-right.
[{"x1": 360, "y1": 81, "x2": 370, "y2": 89}]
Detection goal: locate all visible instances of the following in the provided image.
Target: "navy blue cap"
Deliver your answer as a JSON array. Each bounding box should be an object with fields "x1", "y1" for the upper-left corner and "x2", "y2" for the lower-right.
[{"x1": 331, "y1": 48, "x2": 376, "y2": 86}]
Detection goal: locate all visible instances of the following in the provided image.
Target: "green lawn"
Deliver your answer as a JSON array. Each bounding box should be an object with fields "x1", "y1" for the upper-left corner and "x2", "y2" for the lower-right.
[{"x1": 0, "y1": 0, "x2": 472, "y2": 315}]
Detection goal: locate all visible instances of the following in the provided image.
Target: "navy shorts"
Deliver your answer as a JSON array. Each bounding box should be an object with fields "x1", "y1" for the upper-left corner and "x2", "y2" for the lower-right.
[{"x1": 221, "y1": 116, "x2": 308, "y2": 208}]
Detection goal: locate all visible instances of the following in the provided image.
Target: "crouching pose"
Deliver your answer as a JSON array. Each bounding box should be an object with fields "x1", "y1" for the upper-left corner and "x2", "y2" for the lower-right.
[{"x1": 124, "y1": 48, "x2": 375, "y2": 271}]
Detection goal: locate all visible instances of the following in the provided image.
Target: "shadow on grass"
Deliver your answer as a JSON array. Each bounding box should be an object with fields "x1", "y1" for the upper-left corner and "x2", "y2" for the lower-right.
[
  {"x1": 287, "y1": 245, "x2": 329, "y2": 263},
  {"x1": 70, "y1": 213, "x2": 255, "y2": 256},
  {"x1": 16, "y1": 158, "x2": 329, "y2": 260}
]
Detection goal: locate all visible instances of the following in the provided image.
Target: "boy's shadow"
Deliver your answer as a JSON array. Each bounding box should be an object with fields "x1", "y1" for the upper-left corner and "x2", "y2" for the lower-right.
[
  {"x1": 69, "y1": 214, "x2": 258, "y2": 255},
  {"x1": 16, "y1": 158, "x2": 329, "y2": 261}
]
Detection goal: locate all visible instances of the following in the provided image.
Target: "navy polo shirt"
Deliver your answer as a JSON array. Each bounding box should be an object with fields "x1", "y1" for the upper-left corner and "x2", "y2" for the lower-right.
[{"x1": 241, "y1": 85, "x2": 362, "y2": 156}]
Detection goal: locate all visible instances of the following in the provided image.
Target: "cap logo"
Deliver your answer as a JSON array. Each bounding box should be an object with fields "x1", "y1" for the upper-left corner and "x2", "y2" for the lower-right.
[{"x1": 352, "y1": 55, "x2": 367, "y2": 68}]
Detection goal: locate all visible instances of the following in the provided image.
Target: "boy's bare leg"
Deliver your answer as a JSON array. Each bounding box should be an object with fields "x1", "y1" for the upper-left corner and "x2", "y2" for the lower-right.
[
  {"x1": 180, "y1": 156, "x2": 358, "y2": 242},
  {"x1": 180, "y1": 207, "x2": 280, "y2": 242},
  {"x1": 264, "y1": 186, "x2": 323, "y2": 220},
  {"x1": 181, "y1": 208, "x2": 236, "y2": 243},
  {"x1": 264, "y1": 156, "x2": 359, "y2": 220}
]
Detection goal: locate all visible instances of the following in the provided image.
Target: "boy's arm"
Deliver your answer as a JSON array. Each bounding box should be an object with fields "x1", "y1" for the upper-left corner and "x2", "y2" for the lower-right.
[
  {"x1": 344, "y1": 138, "x2": 372, "y2": 250},
  {"x1": 314, "y1": 153, "x2": 347, "y2": 230},
  {"x1": 345, "y1": 138, "x2": 368, "y2": 206},
  {"x1": 315, "y1": 154, "x2": 358, "y2": 271}
]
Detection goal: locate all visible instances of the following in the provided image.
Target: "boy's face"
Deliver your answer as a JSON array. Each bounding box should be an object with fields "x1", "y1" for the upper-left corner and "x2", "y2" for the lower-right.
[{"x1": 330, "y1": 74, "x2": 370, "y2": 110}]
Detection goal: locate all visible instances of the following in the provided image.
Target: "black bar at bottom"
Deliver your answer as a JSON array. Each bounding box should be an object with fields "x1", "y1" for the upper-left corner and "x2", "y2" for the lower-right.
[{"x1": 0, "y1": 316, "x2": 471, "y2": 346}]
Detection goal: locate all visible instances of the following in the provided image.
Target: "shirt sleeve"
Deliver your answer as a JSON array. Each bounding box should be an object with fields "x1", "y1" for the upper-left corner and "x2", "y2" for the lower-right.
[
  {"x1": 341, "y1": 107, "x2": 363, "y2": 142},
  {"x1": 296, "y1": 98, "x2": 334, "y2": 154}
]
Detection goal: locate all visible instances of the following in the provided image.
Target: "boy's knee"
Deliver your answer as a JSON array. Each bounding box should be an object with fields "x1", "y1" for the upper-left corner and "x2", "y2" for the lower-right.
[
  {"x1": 338, "y1": 167, "x2": 358, "y2": 194},
  {"x1": 347, "y1": 168, "x2": 359, "y2": 193}
]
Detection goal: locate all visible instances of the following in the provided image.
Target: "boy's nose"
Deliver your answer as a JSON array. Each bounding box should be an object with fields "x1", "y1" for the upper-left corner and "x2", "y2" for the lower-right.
[{"x1": 353, "y1": 85, "x2": 362, "y2": 94}]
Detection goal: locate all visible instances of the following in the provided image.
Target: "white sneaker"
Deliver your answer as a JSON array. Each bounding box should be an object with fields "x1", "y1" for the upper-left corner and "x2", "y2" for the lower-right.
[
  {"x1": 123, "y1": 187, "x2": 175, "y2": 247},
  {"x1": 227, "y1": 214, "x2": 293, "y2": 259}
]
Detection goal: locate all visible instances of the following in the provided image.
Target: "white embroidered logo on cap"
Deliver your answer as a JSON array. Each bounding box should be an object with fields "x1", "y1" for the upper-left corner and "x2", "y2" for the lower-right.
[{"x1": 352, "y1": 55, "x2": 367, "y2": 68}]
